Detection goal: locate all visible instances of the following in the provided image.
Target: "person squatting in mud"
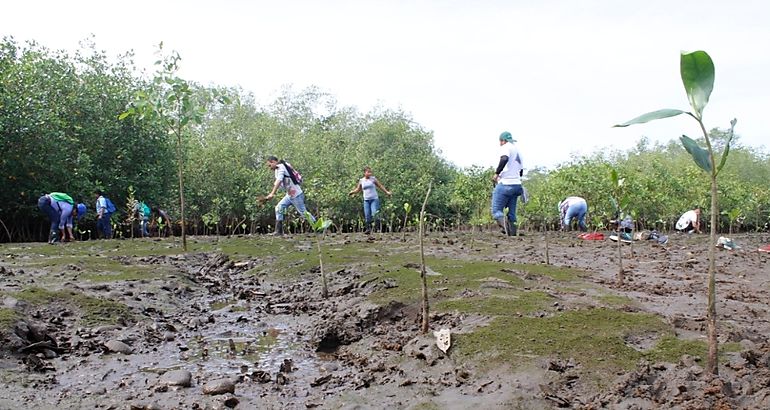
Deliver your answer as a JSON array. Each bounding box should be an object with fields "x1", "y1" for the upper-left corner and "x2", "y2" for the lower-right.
[
  {"x1": 37, "y1": 192, "x2": 86, "y2": 243},
  {"x1": 491, "y1": 131, "x2": 524, "y2": 236},
  {"x1": 559, "y1": 196, "x2": 588, "y2": 232},
  {"x1": 263, "y1": 155, "x2": 316, "y2": 235},
  {"x1": 150, "y1": 207, "x2": 172, "y2": 237},
  {"x1": 348, "y1": 166, "x2": 392, "y2": 234},
  {"x1": 676, "y1": 206, "x2": 701, "y2": 233}
]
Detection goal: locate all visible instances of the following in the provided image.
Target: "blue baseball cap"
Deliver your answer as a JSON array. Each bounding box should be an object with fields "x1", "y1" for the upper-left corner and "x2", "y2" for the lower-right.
[{"x1": 76, "y1": 203, "x2": 87, "y2": 220}]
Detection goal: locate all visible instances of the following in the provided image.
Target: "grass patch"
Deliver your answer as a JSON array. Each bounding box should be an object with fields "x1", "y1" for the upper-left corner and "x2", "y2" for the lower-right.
[
  {"x1": 366, "y1": 256, "x2": 530, "y2": 305},
  {"x1": 596, "y1": 294, "x2": 636, "y2": 306},
  {"x1": 452, "y1": 308, "x2": 672, "y2": 385},
  {"x1": 645, "y1": 335, "x2": 706, "y2": 362},
  {"x1": 437, "y1": 291, "x2": 554, "y2": 316},
  {"x1": 11, "y1": 287, "x2": 132, "y2": 326},
  {"x1": 0, "y1": 308, "x2": 20, "y2": 329},
  {"x1": 509, "y1": 263, "x2": 585, "y2": 281}
]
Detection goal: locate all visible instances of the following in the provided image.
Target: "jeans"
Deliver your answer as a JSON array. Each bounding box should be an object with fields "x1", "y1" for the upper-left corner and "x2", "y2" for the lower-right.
[
  {"x1": 140, "y1": 217, "x2": 149, "y2": 237},
  {"x1": 491, "y1": 184, "x2": 523, "y2": 226},
  {"x1": 275, "y1": 193, "x2": 316, "y2": 223},
  {"x1": 564, "y1": 202, "x2": 588, "y2": 231},
  {"x1": 363, "y1": 198, "x2": 381, "y2": 225},
  {"x1": 38, "y1": 195, "x2": 59, "y2": 232},
  {"x1": 97, "y1": 213, "x2": 113, "y2": 239}
]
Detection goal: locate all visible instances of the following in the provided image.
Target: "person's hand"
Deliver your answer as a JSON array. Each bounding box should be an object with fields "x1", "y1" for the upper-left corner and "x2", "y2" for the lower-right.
[
  {"x1": 386, "y1": 191, "x2": 392, "y2": 197},
  {"x1": 348, "y1": 191, "x2": 355, "y2": 197},
  {"x1": 265, "y1": 193, "x2": 274, "y2": 201},
  {"x1": 491, "y1": 174, "x2": 499, "y2": 183}
]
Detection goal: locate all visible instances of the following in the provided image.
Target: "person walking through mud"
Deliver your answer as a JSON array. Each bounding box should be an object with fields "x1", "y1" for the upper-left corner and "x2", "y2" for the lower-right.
[
  {"x1": 491, "y1": 131, "x2": 524, "y2": 236},
  {"x1": 263, "y1": 156, "x2": 316, "y2": 236},
  {"x1": 676, "y1": 206, "x2": 701, "y2": 233},
  {"x1": 348, "y1": 166, "x2": 392, "y2": 234},
  {"x1": 37, "y1": 192, "x2": 84, "y2": 243},
  {"x1": 559, "y1": 196, "x2": 588, "y2": 232}
]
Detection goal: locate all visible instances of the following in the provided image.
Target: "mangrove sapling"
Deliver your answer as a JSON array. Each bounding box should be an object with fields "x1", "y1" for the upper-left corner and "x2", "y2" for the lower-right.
[
  {"x1": 614, "y1": 50, "x2": 736, "y2": 375},
  {"x1": 418, "y1": 182, "x2": 433, "y2": 334},
  {"x1": 120, "y1": 45, "x2": 232, "y2": 251},
  {"x1": 402, "y1": 202, "x2": 412, "y2": 242},
  {"x1": 609, "y1": 167, "x2": 631, "y2": 285},
  {"x1": 125, "y1": 186, "x2": 138, "y2": 240},
  {"x1": 306, "y1": 211, "x2": 332, "y2": 299},
  {"x1": 0, "y1": 218, "x2": 11, "y2": 243},
  {"x1": 543, "y1": 218, "x2": 551, "y2": 265}
]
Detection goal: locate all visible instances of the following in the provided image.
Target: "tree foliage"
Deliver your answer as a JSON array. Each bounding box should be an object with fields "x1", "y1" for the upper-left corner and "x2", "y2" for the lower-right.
[{"x1": 2, "y1": 40, "x2": 769, "y2": 243}]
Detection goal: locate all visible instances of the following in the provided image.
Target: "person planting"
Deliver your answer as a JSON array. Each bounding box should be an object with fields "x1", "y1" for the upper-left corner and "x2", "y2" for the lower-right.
[
  {"x1": 676, "y1": 206, "x2": 701, "y2": 233},
  {"x1": 559, "y1": 196, "x2": 588, "y2": 232},
  {"x1": 37, "y1": 192, "x2": 85, "y2": 243}
]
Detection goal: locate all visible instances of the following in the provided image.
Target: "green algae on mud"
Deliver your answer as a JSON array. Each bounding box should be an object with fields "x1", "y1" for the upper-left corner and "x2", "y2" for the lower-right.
[
  {"x1": 436, "y1": 291, "x2": 555, "y2": 316},
  {"x1": 9, "y1": 287, "x2": 133, "y2": 326},
  {"x1": 0, "y1": 308, "x2": 20, "y2": 329},
  {"x1": 450, "y1": 308, "x2": 711, "y2": 386}
]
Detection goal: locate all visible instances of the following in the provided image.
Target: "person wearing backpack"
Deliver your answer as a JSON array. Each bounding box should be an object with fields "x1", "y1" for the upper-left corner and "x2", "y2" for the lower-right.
[
  {"x1": 264, "y1": 155, "x2": 316, "y2": 236},
  {"x1": 348, "y1": 166, "x2": 392, "y2": 234},
  {"x1": 94, "y1": 189, "x2": 115, "y2": 239},
  {"x1": 37, "y1": 192, "x2": 84, "y2": 243},
  {"x1": 133, "y1": 201, "x2": 151, "y2": 237}
]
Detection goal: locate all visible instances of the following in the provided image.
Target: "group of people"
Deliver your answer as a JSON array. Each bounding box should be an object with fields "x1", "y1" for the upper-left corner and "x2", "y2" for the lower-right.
[
  {"x1": 556, "y1": 193, "x2": 703, "y2": 237},
  {"x1": 131, "y1": 201, "x2": 171, "y2": 238},
  {"x1": 37, "y1": 190, "x2": 115, "y2": 243},
  {"x1": 40, "y1": 131, "x2": 706, "y2": 242},
  {"x1": 263, "y1": 156, "x2": 392, "y2": 236},
  {"x1": 262, "y1": 131, "x2": 523, "y2": 237},
  {"x1": 38, "y1": 189, "x2": 171, "y2": 243}
]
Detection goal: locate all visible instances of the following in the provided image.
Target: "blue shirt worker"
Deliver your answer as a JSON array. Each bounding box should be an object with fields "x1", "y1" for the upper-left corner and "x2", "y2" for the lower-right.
[
  {"x1": 94, "y1": 189, "x2": 114, "y2": 239},
  {"x1": 491, "y1": 131, "x2": 524, "y2": 236}
]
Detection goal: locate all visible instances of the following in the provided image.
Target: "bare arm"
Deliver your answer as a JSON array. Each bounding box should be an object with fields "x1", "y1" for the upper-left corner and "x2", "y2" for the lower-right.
[
  {"x1": 348, "y1": 182, "x2": 362, "y2": 196},
  {"x1": 266, "y1": 179, "x2": 281, "y2": 200},
  {"x1": 374, "y1": 179, "x2": 391, "y2": 196}
]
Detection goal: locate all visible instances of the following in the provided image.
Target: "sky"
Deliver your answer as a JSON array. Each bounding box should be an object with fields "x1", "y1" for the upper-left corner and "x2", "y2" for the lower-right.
[{"x1": 3, "y1": 0, "x2": 769, "y2": 170}]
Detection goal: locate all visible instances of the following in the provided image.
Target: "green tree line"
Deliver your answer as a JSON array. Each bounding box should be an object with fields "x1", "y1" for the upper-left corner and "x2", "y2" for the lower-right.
[{"x1": 1, "y1": 38, "x2": 768, "y2": 241}]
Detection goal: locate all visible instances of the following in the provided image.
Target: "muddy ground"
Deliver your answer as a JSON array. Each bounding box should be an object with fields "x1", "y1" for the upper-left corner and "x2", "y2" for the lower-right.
[{"x1": 1, "y1": 230, "x2": 769, "y2": 409}]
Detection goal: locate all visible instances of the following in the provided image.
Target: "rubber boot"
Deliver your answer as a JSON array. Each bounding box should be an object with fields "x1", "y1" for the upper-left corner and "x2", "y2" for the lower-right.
[
  {"x1": 364, "y1": 222, "x2": 372, "y2": 235},
  {"x1": 48, "y1": 229, "x2": 59, "y2": 244},
  {"x1": 270, "y1": 220, "x2": 284, "y2": 236},
  {"x1": 496, "y1": 218, "x2": 510, "y2": 236}
]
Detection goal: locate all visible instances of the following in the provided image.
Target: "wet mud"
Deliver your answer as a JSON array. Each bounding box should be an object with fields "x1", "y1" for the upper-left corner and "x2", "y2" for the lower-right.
[{"x1": 0, "y1": 231, "x2": 769, "y2": 409}]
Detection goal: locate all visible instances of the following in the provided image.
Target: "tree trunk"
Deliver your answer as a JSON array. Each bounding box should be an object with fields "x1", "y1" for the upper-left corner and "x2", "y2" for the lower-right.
[
  {"x1": 617, "y1": 227, "x2": 624, "y2": 285},
  {"x1": 544, "y1": 223, "x2": 550, "y2": 265},
  {"x1": 317, "y1": 235, "x2": 328, "y2": 298},
  {"x1": 419, "y1": 182, "x2": 433, "y2": 334},
  {"x1": 176, "y1": 131, "x2": 187, "y2": 251}
]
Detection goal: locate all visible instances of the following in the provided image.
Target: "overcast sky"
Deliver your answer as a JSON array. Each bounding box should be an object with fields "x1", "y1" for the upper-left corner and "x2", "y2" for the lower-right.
[{"x1": 3, "y1": 0, "x2": 769, "y2": 170}]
